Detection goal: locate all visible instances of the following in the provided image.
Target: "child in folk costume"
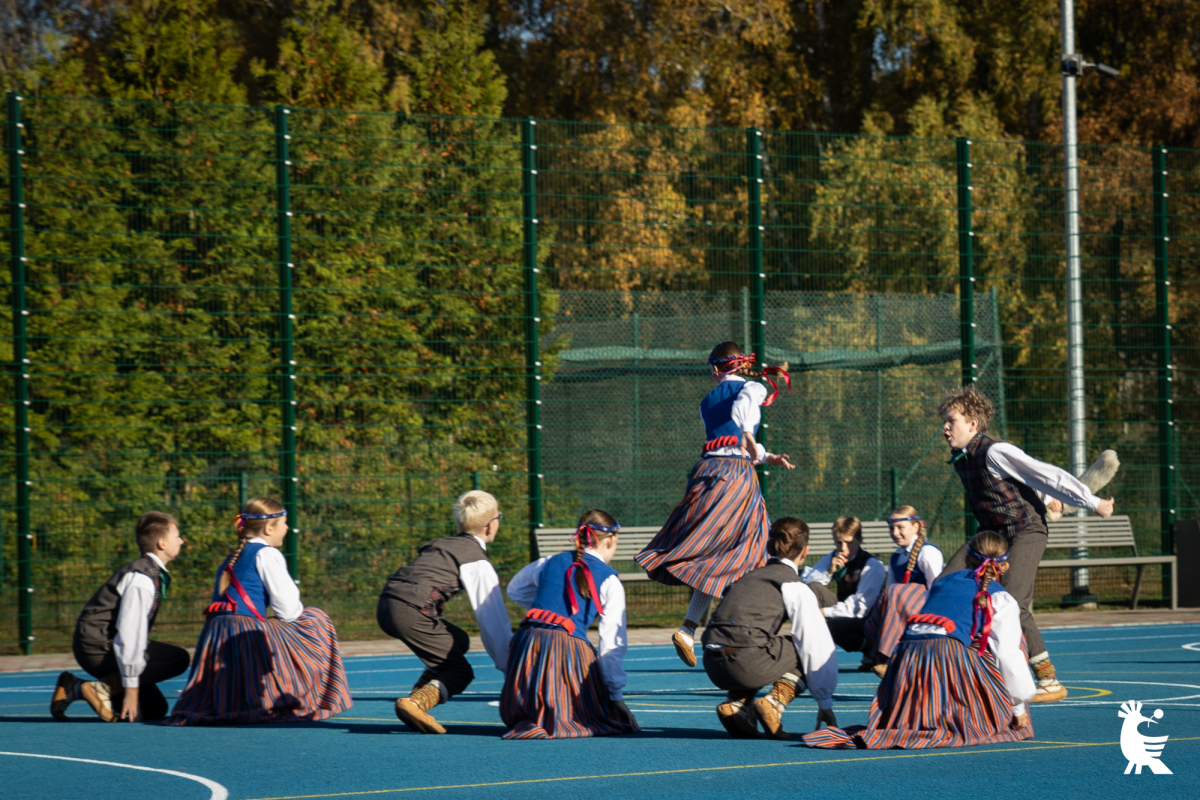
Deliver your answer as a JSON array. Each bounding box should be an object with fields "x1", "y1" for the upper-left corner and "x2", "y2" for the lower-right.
[
  {"x1": 800, "y1": 517, "x2": 886, "y2": 656},
  {"x1": 803, "y1": 531, "x2": 1035, "y2": 749},
  {"x1": 939, "y1": 386, "x2": 1114, "y2": 703},
  {"x1": 51, "y1": 512, "x2": 190, "y2": 722},
  {"x1": 377, "y1": 490, "x2": 512, "y2": 734},
  {"x1": 702, "y1": 517, "x2": 838, "y2": 740},
  {"x1": 502, "y1": 510, "x2": 639, "y2": 739},
  {"x1": 860, "y1": 506, "x2": 943, "y2": 675},
  {"x1": 636, "y1": 341, "x2": 794, "y2": 667},
  {"x1": 165, "y1": 498, "x2": 351, "y2": 725}
]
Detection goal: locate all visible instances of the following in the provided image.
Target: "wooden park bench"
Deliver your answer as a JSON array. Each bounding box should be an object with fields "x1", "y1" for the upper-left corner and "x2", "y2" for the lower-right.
[{"x1": 536, "y1": 514, "x2": 1177, "y2": 609}]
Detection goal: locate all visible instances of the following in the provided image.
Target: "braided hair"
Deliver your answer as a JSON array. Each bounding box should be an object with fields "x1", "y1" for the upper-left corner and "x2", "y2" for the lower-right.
[
  {"x1": 573, "y1": 509, "x2": 619, "y2": 600},
  {"x1": 218, "y1": 497, "x2": 286, "y2": 595},
  {"x1": 964, "y1": 530, "x2": 1009, "y2": 653},
  {"x1": 890, "y1": 505, "x2": 926, "y2": 583},
  {"x1": 707, "y1": 341, "x2": 790, "y2": 380}
]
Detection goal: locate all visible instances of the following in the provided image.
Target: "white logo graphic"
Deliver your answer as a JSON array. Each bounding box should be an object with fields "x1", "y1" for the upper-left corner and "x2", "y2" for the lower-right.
[{"x1": 1119, "y1": 700, "x2": 1173, "y2": 774}]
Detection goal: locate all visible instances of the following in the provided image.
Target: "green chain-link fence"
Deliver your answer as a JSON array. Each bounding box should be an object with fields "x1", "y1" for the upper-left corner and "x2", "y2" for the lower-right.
[{"x1": 2, "y1": 95, "x2": 1194, "y2": 654}]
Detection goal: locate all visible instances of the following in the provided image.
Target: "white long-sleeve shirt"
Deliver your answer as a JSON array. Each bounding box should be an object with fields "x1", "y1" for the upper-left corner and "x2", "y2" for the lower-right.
[
  {"x1": 460, "y1": 535, "x2": 512, "y2": 672},
  {"x1": 777, "y1": 558, "x2": 839, "y2": 710},
  {"x1": 800, "y1": 550, "x2": 886, "y2": 618},
  {"x1": 243, "y1": 536, "x2": 305, "y2": 623},
  {"x1": 506, "y1": 552, "x2": 629, "y2": 700},
  {"x1": 111, "y1": 553, "x2": 167, "y2": 689},
  {"x1": 983, "y1": 442, "x2": 1103, "y2": 511},
  {"x1": 703, "y1": 375, "x2": 773, "y2": 464},
  {"x1": 884, "y1": 540, "x2": 945, "y2": 590},
  {"x1": 907, "y1": 589, "x2": 1036, "y2": 715}
]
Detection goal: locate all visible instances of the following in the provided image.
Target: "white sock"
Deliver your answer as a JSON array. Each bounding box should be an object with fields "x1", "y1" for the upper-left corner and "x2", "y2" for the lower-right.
[{"x1": 684, "y1": 591, "x2": 717, "y2": 631}]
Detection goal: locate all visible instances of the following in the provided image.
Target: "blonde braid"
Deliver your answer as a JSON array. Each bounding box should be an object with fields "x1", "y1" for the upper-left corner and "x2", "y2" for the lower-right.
[
  {"x1": 219, "y1": 497, "x2": 285, "y2": 594},
  {"x1": 904, "y1": 522, "x2": 926, "y2": 581},
  {"x1": 218, "y1": 528, "x2": 250, "y2": 595}
]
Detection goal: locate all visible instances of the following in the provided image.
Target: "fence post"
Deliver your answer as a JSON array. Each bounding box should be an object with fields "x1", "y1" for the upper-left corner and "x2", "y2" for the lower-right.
[
  {"x1": 274, "y1": 105, "x2": 298, "y2": 577},
  {"x1": 956, "y1": 137, "x2": 976, "y2": 542},
  {"x1": 1153, "y1": 146, "x2": 1174, "y2": 587},
  {"x1": 747, "y1": 128, "x2": 767, "y2": 501},
  {"x1": 7, "y1": 93, "x2": 32, "y2": 654},
  {"x1": 522, "y1": 118, "x2": 543, "y2": 557}
]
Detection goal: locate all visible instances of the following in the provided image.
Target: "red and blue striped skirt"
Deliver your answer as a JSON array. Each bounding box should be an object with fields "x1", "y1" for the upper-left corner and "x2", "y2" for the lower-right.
[
  {"x1": 501, "y1": 625, "x2": 639, "y2": 740},
  {"x1": 863, "y1": 582, "x2": 928, "y2": 658},
  {"x1": 802, "y1": 636, "x2": 1034, "y2": 749},
  {"x1": 634, "y1": 455, "x2": 769, "y2": 596},
  {"x1": 164, "y1": 608, "x2": 352, "y2": 726}
]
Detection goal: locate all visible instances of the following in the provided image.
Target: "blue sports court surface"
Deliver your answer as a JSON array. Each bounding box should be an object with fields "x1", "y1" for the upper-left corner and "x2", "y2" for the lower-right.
[{"x1": 2, "y1": 621, "x2": 1197, "y2": 800}]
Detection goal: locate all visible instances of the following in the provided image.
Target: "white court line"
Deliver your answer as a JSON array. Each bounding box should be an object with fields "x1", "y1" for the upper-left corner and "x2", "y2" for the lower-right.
[
  {"x1": 1182, "y1": 642, "x2": 1200, "y2": 652},
  {"x1": 1043, "y1": 633, "x2": 1200, "y2": 645},
  {"x1": 0, "y1": 752, "x2": 227, "y2": 800}
]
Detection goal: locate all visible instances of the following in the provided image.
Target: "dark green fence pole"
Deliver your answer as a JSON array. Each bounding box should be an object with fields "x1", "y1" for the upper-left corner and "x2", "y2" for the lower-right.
[
  {"x1": 956, "y1": 136, "x2": 976, "y2": 542},
  {"x1": 238, "y1": 472, "x2": 249, "y2": 508},
  {"x1": 1153, "y1": 146, "x2": 1174, "y2": 579},
  {"x1": 7, "y1": 92, "x2": 32, "y2": 654},
  {"x1": 275, "y1": 105, "x2": 298, "y2": 577},
  {"x1": 522, "y1": 118, "x2": 543, "y2": 557},
  {"x1": 748, "y1": 128, "x2": 767, "y2": 500}
]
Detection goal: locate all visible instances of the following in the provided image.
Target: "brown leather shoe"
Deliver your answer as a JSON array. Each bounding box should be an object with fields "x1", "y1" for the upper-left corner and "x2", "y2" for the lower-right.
[
  {"x1": 1028, "y1": 682, "x2": 1068, "y2": 703},
  {"x1": 672, "y1": 630, "x2": 697, "y2": 668},
  {"x1": 395, "y1": 697, "x2": 446, "y2": 734},
  {"x1": 50, "y1": 672, "x2": 80, "y2": 720},
  {"x1": 716, "y1": 700, "x2": 761, "y2": 739},
  {"x1": 80, "y1": 680, "x2": 117, "y2": 722},
  {"x1": 754, "y1": 695, "x2": 789, "y2": 740}
]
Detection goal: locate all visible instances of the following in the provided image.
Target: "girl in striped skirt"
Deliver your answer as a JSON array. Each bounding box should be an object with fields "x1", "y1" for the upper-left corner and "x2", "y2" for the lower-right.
[
  {"x1": 635, "y1": 342, "x2": 793, "y2": 667},
  {"x1": 802, "y1": 530, "x2": 1035, "y2": 749},
  {"x1": 502, "y1": 510, "x2": 638, "y2": 739},
  {"x1": 860, "y1": 505, "x2": 943, "y2": 676},
  {"x1": 165, "y1": 498, "x2": 352, "y2": 725}
]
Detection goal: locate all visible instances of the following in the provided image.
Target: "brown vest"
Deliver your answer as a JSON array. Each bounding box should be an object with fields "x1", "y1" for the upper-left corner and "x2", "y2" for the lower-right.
[
  {"x1": 74, "y1": 555, "x2": 163, "y2": 651},
  {"x1": 380, "y1": 534, "x2": 489, "y2": 618},
  {"x1": 953, "y1": 432, "x2": 1048, "y2": 540}
]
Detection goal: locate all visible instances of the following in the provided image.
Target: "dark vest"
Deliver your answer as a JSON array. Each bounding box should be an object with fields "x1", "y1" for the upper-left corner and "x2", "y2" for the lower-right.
[
  {"x1": 835, "y1": 547, "x2": 875, "y2": 602},
  {"x1": 702, "y1": 560, "x2": 804, "y2": 649},
  {"x1": 902, "y1": 569, "x2": 1006, "y2": 649},
  {"x1": 953, "y1": 433, "x2": 1048, "y2": 540},
  {"x1": 74, "y1": 555, "x2": 163, "y2": 650},
  {"x1": 888, "y1": 541, "x2": 941, "y2": 586},
  {"x1": 526, "y1": 551, "x2": 619, "y2": 642},
  {"x1": 380, "y1": 534, "x2": 490, "y2": 618}
]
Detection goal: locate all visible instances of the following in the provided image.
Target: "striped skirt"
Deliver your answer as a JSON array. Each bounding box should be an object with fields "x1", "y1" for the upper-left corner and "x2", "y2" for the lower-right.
[
  {"x1": 802, "y1": 636, "x2": 1034, "y2": 749},
  {"x1": 501, "y1": 625, "x2": 639, "y2": 740},
  {"x1": 634, "y1": 455, "x2": 769, "y2": 596},
  {"x1": 164, "y1": 608, "x2": 352, "y2": 726},
  {"x1": 863, "y1": 582, "x2": 928, "y2": 658}
]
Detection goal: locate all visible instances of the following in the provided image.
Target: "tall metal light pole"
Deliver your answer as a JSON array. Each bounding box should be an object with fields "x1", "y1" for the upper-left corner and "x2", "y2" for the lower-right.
[{"x1": 1060, "y1": 0, "x2": 1118, "y2": 603}]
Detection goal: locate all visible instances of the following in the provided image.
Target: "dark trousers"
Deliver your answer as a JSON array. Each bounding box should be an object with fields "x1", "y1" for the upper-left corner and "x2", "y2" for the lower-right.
[
  {"x1": 377, "y1": 596, "x2": 475, "y2": 698},
  {"x1": 943, "y1": 526, "x2": 1047, "y2": 657},
  {"x1": 805, "y1": 582, "x2": 868, "y2": 653},
  {"x1": 702, "y1": 635, "x2": 807, "y2": 698},
  {"x1": 72, "y1": 638, "x2": 190, "y2": 721}
]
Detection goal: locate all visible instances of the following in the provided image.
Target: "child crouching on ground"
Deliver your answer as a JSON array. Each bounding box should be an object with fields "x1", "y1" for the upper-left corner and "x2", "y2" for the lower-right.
[
  {"x1": 701, "y1": 517, "x2": 838, "y2": 740},
  {"x1": 502, "y1": 509, "x2": 639, "y2": 739}
]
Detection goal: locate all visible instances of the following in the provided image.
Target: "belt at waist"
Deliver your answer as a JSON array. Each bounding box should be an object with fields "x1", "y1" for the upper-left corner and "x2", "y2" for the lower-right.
[
  {"x1": 524, "y1": 608, "x2": 576, "y2": 635},
  {"x1": 703, "y1": 435, "x2": 740, "y2": 453}
]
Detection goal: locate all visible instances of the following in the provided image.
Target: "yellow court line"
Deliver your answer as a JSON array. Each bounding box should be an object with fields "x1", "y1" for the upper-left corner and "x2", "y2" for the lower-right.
[
  {"x1": 242, "y1": 737, "x2": 1200, "y2": 800},
  {"x1": 1059, "y1": 686, "x2": 1112, "y2": 700},
  {"x1": 339, "y1": 718, "x2": 506, "y2": 725}
]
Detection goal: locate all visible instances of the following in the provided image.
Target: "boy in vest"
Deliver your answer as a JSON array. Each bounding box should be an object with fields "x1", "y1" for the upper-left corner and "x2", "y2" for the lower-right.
[
  {"x1": 377, "y1": 490, "x2": 512, "y2": 733},
  {"x1": 702, "y1": 517, "x2": 839, "y2": 740},
  {"x1": 800, "y1": 517, "x2": 886, "y2": 656},
  {"x1": 50, "y1": 511, "x2": 190, "y2": 722},
  {"x1": 938, "y1": 385, "x2": 1115, "y2": 703}
]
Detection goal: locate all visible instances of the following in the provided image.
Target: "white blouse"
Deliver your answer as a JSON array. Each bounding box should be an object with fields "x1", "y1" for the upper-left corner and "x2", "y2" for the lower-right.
[{"x1": 246, "y1": 537, "x2": 304, "y2": 622}]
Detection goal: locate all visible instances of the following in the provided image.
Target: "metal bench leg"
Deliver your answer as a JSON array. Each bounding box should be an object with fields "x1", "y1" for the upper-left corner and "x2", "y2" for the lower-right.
[{"x1": 1131, "y1": 565, "x2": 1144, "y2": 610}]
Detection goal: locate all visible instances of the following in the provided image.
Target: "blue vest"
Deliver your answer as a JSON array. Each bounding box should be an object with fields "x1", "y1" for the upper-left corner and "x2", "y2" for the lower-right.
[
  {"x1": 700, "y1": 381, "x2": 758, "y2": 442},
  {"x1": 888, "y1": 542, "x2": 941, "y2": 586},
  {"x1": 528, "y1": 551, "x2": 618, "y2": 641},
  {"x1": 211, "y1": 542, "x2": 270, "y2": 618},
  {"x1": 902, "y1": 569, "x2": 1005, "y2": 648}
]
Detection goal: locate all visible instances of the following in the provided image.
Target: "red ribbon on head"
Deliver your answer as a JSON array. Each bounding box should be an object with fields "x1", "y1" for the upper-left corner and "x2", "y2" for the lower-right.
[
  {"x1": 970, "y1": 560, "x2": 1000, "y2": 655},
  {"x1": 564, "y1": 525, "x2": 605, "y2": 616},
  {"x1": 759, "y1": 366, "x2": 792, "y2": 408}
]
